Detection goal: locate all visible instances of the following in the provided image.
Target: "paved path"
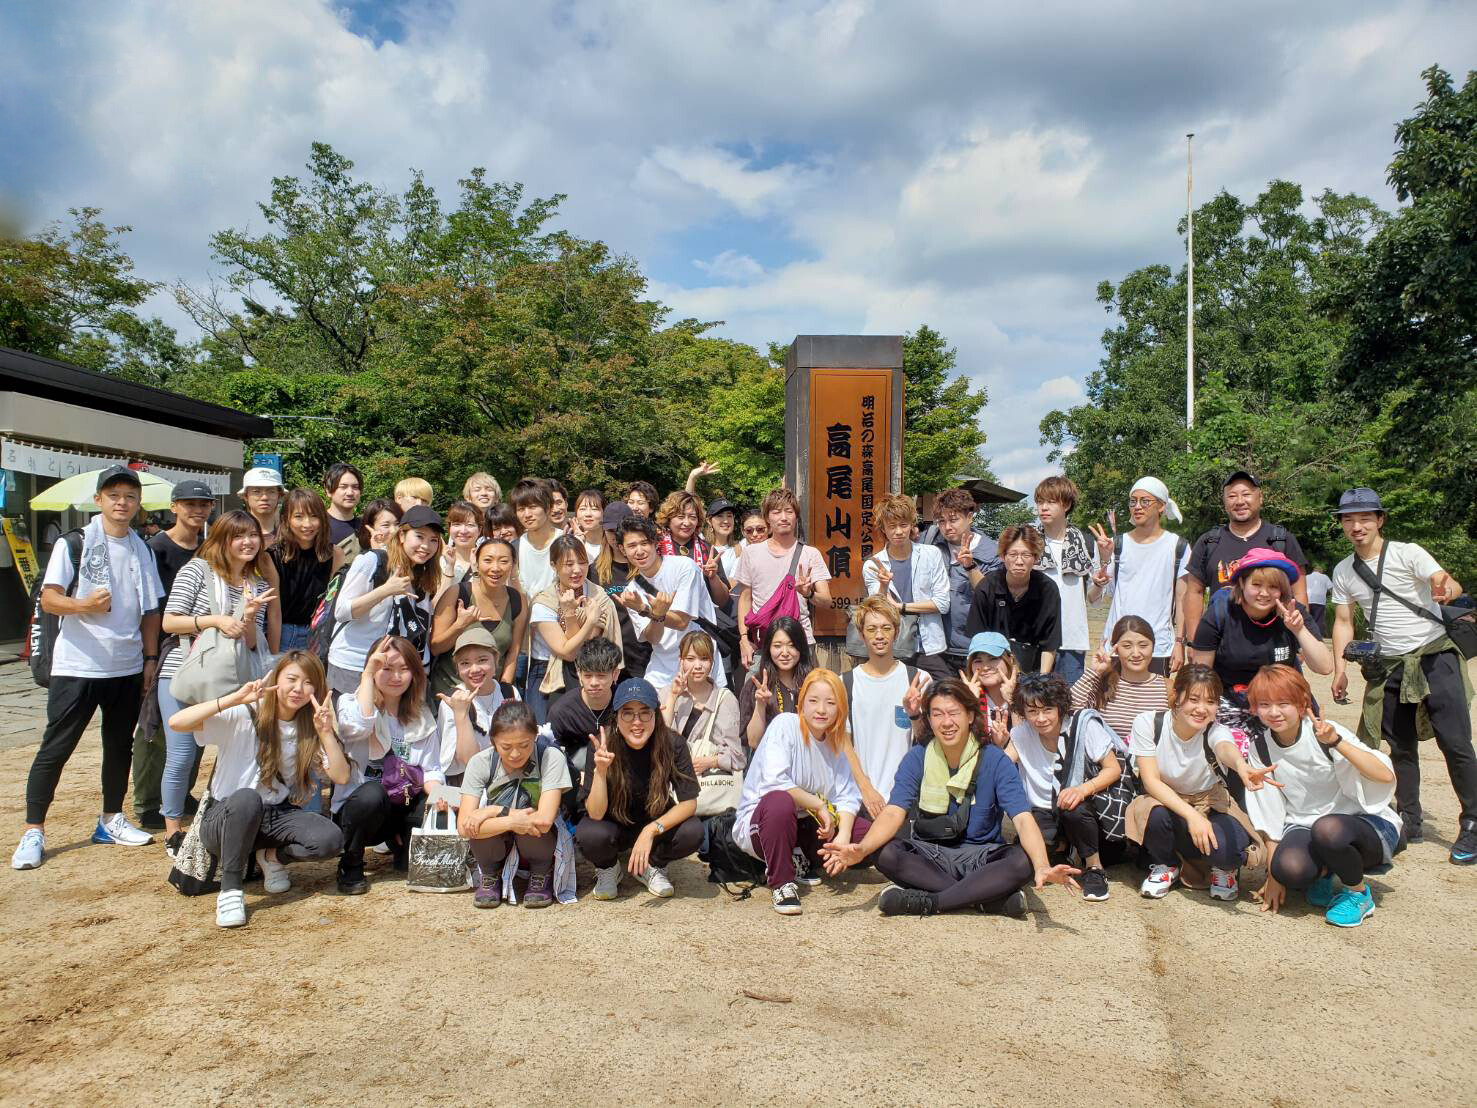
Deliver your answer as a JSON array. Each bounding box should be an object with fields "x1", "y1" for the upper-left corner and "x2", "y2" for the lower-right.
[{"x1": 0, "y1": 660, "x2": 50, "y2": 751}]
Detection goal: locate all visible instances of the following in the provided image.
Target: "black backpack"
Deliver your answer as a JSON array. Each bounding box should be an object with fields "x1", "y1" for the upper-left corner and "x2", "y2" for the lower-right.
[
  {"x1": 1114, "y1": 531, "x2": 1190, "y2": 629},
  {"x1": 25, "y1": 529, "x2": 85, "y2": 689},
  {"x1": 699, "y1": 810, "x2": 767, "y2": 896},
  {"x1": 308, "y1": 548, "x2": 390, "y2": 662}
]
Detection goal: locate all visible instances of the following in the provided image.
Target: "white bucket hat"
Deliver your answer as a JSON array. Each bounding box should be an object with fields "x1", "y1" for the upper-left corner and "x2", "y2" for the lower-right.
[{"x1": 238, "y1": 466, "x2": 285, "y2": 495}]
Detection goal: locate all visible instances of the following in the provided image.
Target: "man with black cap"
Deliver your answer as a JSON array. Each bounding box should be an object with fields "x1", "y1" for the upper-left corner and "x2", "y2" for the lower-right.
[
  {"x1": 1181, "y1": 471, "x2": 1309, "y2": 643},
  {"x1": 1328, "y1": 487, "x2": 1477, "y2": 863},
  {"x1": 13, "y1": 465, "x2": 166, "y2": 870},
  {"x1": 132, "y1": 478, "x2": 217, "y2": 829}
]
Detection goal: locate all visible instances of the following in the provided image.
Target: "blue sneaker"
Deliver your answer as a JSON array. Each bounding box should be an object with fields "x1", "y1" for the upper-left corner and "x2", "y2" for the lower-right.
[
  {"x1": 1325, "y1": 885, "x2": 1375, "y2": 927},
  {"x1": 1449, "y1": 824, "x2": 1477, "y2": 865},
  {"x1": 1306, "y1": 874, "x2": 1336, "y2": 908},
  {"x1": 91, "y1": 813, "x2": 153, "y2": 846}
]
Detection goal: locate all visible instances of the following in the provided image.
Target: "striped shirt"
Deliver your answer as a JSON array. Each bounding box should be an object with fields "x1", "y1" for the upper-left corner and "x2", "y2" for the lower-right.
[
  {"x1": 161, "y1": 559, "x2": 270, "y2": 679},
  {"x1": 1070, "y1": 671, "x2": 1169, "y2": 745}
]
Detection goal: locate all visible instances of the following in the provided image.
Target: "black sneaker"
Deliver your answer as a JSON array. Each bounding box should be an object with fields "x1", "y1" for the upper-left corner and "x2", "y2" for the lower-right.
[
  {"x1": 878, "y1": 885, "x2": 936, "y2": 916},
  {"x1": 979, "y1": 889, "x2": 1027, "y2": 918},
  {"x1": 337, "y1": 865, "x2": 369, "y2": 895},
  {"x1": 1081, "y1": 867, "x2": 1110, "y2": 901},
  {"x1": 1402, "y1": 812, "x2": 1425, "y2": 844},
  {"x1": 164, "y1": 830, "x2": 186, "y2": 859},
  {"x1": 1450, "y1": 824, "x2": 1477, "y2": 866},
  {"x1": 136, "y1": 809, "x2": 166, "y2": 831}
]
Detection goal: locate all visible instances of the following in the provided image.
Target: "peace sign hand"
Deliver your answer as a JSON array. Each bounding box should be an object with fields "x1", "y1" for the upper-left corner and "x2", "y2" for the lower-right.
[
  {"x1": 752, "y1": 668, "x2": 774, "y2": 705},
  {"x1": 310, "y1": 692, "x2": 337, "y2": 739},
  {"x1": 702, "y1": 552, "x2": 721, "y2": 579},
  {"x1": 795, "y1": 567, "x2": 815, "y2": 599},
  {"x1": 1089, "y1": 642, "x2": 1114, "y2": 678},
  {"x1": 1307, "y1": 708, "x2": 1340, "y2": 747},
  {"x1": 1277, "y1": 598, "x2": 1305, "y2": 634},
  {"x1": 243, "y1": 587, "x2": 277, "y2": 620},
  {"x1": 989, "y1": 709, "x2": 1010, "y2": 749},
  {"x1": 869, "y1": 557, "x2": 893, "y2": 589},
  {"x1": 226, "y1": 678, "x2": 275, "y2": 709},
  {"x1": 1088, "y1": 522, "x2": 1114, "y2": 565},
  {"x1": 901, "y1": 670, "x2": 928, "y2": 718},
  {"x1": 956, "y1": 544, "x2": 975, "y2": 571},
  {"x1": 590, "y1": 727, "x2": 614, "y2": 774},
  {"x1": 958, "y1": 667, "x2": 984, "y2": 700}
]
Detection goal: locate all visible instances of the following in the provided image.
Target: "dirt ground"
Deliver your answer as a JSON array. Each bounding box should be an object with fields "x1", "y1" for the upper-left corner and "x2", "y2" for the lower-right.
[{"x1": 2, "y1": 659, "x2": 1476, "y2": 1108}]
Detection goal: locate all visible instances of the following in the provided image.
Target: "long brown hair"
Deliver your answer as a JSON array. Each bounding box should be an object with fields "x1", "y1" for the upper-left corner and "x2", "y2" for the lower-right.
[
  {"x1": 370, "y1": 635, "x2": 429, "y2": 725},
  {"x1": 1094, "y1": 615, "x2": 1158, "y2": 711},
  {"x1": 606, "y1": 710, "x2": 690, "y2": 824},
  {"x1": 255, "y1": 652, "x2": 328, "y2": 805},
  {"x1": 197, "y1": 510, "x2": 272, "y2": 584},
  {"x1": 275, "y1": 488, "x2": 333, "y2": 563},
  {"x1": 388, "y1": 521, "x2": 442, "y2": 598}
]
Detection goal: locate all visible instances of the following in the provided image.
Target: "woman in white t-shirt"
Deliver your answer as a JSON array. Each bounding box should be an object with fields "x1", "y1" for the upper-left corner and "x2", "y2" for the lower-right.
[
  {"x1": 166, "y1": 652, "x2": 349, "y2": 929},
  {"x1": 1244, "y1": 665, "x2": 1402, "y2": 928},
  {"x1": 327, "y1": 505, "x2": 443, "y2": 694},
  {"x1": 1004, "y1": 672, "x2": 1130, "y2": 902},
  {"x1": 331, "y1": 636, "x2": 444, "y2": 894},
  {"x1": 529, "y1": 535, "x2": 619, "y2": 724},
  {"x1": 1126, "y1": 665, "x2": 1276, "y2": 902}
]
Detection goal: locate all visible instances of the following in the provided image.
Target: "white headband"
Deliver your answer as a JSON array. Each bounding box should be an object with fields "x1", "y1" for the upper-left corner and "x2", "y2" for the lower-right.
[{"x1": 1130, "y1": 476, "x2": 1182, "y2": 523}]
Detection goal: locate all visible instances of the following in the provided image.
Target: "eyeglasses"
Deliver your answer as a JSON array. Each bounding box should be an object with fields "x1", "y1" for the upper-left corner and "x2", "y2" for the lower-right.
[{"x1": 1128, "y1": 497, "x2": 1159, "y2": 508}]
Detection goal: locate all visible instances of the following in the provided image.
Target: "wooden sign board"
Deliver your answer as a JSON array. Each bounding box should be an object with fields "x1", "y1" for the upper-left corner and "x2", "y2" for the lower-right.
[{"x1": 806, "y1": 368, "x2": 896, "y2": 637}]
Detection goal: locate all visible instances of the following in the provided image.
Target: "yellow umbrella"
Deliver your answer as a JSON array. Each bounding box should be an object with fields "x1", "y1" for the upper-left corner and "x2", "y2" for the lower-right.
[{"x1": 29, "y1": 468, "x2": 176, "y2": 512}]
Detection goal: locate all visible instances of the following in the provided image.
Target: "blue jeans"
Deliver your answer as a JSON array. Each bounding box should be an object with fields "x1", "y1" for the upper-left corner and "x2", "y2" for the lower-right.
[
  {"x1": 524, "y1": 657, "x2": 550, "y2": 725},
  {"x1": 1053, "y1": 649, "x2": 1085, "y2": 689},
  {"x1": 158, "y1": 675, "x2": 202, "y2": 822},
  {"x1": 280, "y1": 622, "x2": 312, "y2": 653}
]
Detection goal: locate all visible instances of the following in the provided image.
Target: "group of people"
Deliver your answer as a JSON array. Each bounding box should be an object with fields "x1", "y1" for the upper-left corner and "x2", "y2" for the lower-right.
[{"x1": 12, "y1": 459, "x2": 1474, "y2": 933}]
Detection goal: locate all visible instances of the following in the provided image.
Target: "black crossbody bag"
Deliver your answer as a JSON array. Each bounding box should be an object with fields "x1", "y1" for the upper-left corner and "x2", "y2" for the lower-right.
[{"x1": 1351, "y1": 547, "x2": 1477, "y2": 660}]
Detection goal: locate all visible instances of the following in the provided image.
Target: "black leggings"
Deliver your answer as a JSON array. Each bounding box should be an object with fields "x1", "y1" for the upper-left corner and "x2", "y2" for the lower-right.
[
  {"x1": 875, "y1": 839, "x2": 1033, "y2": 913},
  {"x1": 1270, "y1": 815, "x2": 1384, "y2": 889},
  {"x1": 1142, "y1": 806, "x2": 1250, "y2": 870}
]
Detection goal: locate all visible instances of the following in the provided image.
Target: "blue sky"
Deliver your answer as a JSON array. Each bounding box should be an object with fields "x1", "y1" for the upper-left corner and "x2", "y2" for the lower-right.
[{"x1": 2, "y1": 1, "x2": 1474, "y2": 492}]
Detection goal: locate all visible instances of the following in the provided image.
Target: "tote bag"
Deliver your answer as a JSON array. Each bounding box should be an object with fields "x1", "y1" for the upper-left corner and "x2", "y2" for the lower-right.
[
  {"x1": 171, "y1": 573, "x2": 274, "y2": 707},
  {"x1": 686, "y1": 691, "x2": 743, "y2": 817}
]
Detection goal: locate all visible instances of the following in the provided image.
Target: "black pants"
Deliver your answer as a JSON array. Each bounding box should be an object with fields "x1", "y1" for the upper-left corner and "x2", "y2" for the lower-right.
[
  {"x1": 575, "y1": 815, "x2": 702, "y2": 868},
  {"x1": 1270, "y1": 816, "x2": 1384, "y2": 890},
  {"x1": 334, "y1": 780, "x2": 426, "y2": 871},
  {"x1": 470, "y1": 829, "x2": 556, "y2": 875},
  {"x1": 875, "y1": 838, "x2": 1032, "y2": 913},
  {"x1": 1381, "y1": 650, "x2": 1477, "y2": 825},
  {"x1": 26, "y1": 673, "x2": 144, "y2": 824},
  {"x1": 1142, "y1": 806, "x2": 1251, "y2": 870},
  {"x1": 1032, "y1": 804, "x2": 1101, "y2": 861},
  {"x1": 1308, "y1": 604, "x2": 1327, "y2": 639},
  {"x1": 198, "y1": 788, "x2": 344, "y2": 892}
]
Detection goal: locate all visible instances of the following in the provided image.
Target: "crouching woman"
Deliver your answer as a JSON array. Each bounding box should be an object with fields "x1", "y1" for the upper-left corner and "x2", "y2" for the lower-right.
[
  {"x1": 1244, "y1": 665, "x2": 1402, "y2": 927},
  {"x1": 732, "y1": 669, "x2": 871, "y2": 916},
  {"x1": 167, "y1": 652, "x2": 349, "y2": 928},
  {"x1": 457, "y1": 701, "x2": 571, "y2": 909},
  {"x1": 822, "y1": 678, "x2": 1080, "y2": 917},
  {"x1": 1127, "y1": 664, "x2": 1276, "y2": 902}
]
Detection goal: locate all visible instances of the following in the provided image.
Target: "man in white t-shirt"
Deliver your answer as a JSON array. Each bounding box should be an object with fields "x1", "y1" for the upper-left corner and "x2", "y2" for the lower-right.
[
  {"x1": 1327, "y1": 487, "x2": 1477, "y2": 862},
  {"x1": 511, "y1": 478, "x2": 558, "y2": 600},
  {"x1": 617, "y1": 515, "x2": 725, "y2": 692},
  {"x1": 14, "y1": 466, "x2": 165, "y2": 871},
  {"x1": 735, "y1": 487, "x2": 831, "y2": 668},
  {"x1": 1091, "y1": 476, "x2": 1190, "y2": 674},
  {"x1": 1033, "y1": 476, "x2": 1103, "y2": 690},
  {"x1": 842, "y1": 596, "x2": 928, "y2": 821},
  {"x1": 1304, "y1": 565, "x2": 1333, "y2": 638}
]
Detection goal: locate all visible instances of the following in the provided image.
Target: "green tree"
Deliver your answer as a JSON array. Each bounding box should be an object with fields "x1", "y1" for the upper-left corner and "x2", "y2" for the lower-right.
[
  {"x1": 901, "y1": 325, "x2": 990, "y2": 495},
  {"x1": 0, "y1": 207, "x2": 188, "y2": 384}
]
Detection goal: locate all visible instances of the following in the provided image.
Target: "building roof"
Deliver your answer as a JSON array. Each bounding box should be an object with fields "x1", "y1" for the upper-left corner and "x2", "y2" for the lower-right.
[
  {"x1": 951, "y1": 475, "x2": 1027, "y2": 504},
  {"x1": 0, "y1": 346, "x2": 272, "y2": 441}
]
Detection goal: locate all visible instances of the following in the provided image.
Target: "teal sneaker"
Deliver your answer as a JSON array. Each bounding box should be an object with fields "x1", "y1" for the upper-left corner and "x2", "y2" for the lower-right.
[
  {"x1": 1306, "y1": 874, "x2": 1336, "y2": 908},
  {"x1": 1325, "y1": 885, "x2": 1375, "y2": 927}
]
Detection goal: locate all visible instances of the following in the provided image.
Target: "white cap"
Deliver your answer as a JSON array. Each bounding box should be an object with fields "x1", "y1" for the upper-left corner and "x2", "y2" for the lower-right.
[
  {"x1": 238, "y1": 466, "x2": 285, "y2": 495},
  {"x1": 1130, "y1": 476, "x2": 1182, "y2": 523}
]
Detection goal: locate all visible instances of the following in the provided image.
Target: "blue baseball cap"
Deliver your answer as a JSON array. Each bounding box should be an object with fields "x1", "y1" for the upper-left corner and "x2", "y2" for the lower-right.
[
  {"x1": 967, "y1": 632, "x2": 1011, "y2": 659},
  {"x1": 612, "y1": 678, "x2": 661, "y2": 712}
]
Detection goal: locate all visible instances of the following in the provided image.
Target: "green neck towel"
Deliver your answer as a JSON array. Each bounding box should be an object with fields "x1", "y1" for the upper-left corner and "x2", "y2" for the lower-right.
[{"x1": 919, "y1": 738, "x2": 980, "y2": 815}]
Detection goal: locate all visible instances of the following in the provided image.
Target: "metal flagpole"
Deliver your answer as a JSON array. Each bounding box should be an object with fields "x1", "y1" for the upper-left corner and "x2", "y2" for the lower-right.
[{"x1": 1186, "y1": 132, "x2": 1195, "y2": 441}]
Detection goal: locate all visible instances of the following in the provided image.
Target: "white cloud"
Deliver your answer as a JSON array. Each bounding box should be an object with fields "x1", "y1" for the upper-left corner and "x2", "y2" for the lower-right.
[
  {"x1": 693, "y1": 250, "x2": 764, "y2": 282},
  {"x1": 1037, "y1": 375, "x2": 1086, "y2": 403}
]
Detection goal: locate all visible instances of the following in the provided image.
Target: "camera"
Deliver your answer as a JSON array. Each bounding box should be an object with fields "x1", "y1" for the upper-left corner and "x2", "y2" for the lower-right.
[{"x1": 1343, "y1": 639, "x2": 1383, "y2": 679}]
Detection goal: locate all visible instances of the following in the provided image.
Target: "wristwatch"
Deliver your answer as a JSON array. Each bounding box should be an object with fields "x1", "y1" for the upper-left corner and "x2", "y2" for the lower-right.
[{"x1": 653, "y1": 819, "x2": 667, "y2": 835}]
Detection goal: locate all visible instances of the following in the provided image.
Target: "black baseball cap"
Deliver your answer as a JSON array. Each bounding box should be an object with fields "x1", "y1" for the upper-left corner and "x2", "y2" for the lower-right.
[
  {"x1": 171, "y1": 479, "x2": 215, "y2": 502},
  {"x1": 96, "y1": 465, "x2": 141, "y2": 491},
  {"x1": 602, "y1": 502, "x2": 632, "y2": 532},
  {"x1": 400, "y1": 505, "x2": 443, "y2": 532},
  {"x1": 706, "y1": 497, "x2": 737, "y2": 518},
  {"x1": 1223, "y1": 471, "x2": 1260, "y2": 489}
]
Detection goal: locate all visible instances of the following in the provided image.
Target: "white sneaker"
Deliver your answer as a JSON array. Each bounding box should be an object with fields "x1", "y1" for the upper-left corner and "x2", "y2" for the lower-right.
[
  {"x1": 11, "y1": 828, "x2": 44, "y2": 870},
  {"x1": 1209, "y1": 867, "x2": 1239, "y2": 901},
  {"x1": 1139, "y1": 864, "x2": 1180, "y2": 899},
  {"x1": 592, "y1": 865, "x2": 621, "y2": 900},
  {"x1": 92, "y1": 812, "x2": 153, "y2": 846},
  {"x1": 256, "y1": 849, "x2": 291, "y2": 894},
  {"x1": 371, "y1": 841, "x2": 392, "y2": 855},
  {"x1": 772, "y1": 882, "x2": 803, "y2": 915},
  {"x1": 640, "y1": 864, "x2": 675, "y2": 898},
  {"x1": 216, "y1": 889, "x2": 247, "y2": 928}
]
